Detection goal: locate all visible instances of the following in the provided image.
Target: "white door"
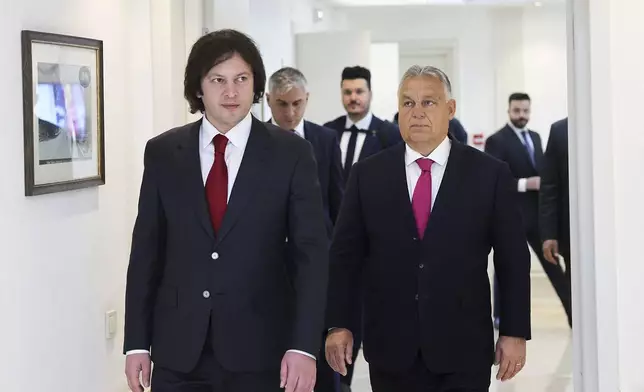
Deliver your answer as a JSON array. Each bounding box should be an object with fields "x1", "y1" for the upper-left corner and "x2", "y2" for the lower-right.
[{"x1": 295, "y1": 31, "x2": 372, "y2": 125}]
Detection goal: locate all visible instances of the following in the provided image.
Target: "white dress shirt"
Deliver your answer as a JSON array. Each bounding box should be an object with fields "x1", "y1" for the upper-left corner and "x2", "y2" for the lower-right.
[
  {"x1": 340, "y1": 111, "x2": 373, "y2": 166},
  {"x1": 127, "y1": 111, "x2": 315, "y2": 360},
  {"x1": 405, "y1": 136, "x2": 452, "y2": 204},
  {"x1": 507, "y1": 122, "x2": 535, "y2": 193}
]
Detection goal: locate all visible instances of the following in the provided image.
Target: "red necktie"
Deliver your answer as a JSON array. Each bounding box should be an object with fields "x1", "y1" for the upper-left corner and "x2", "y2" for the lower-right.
[
  {"x1": 412, "y1": 158, "x2": 434, "y2": 239},
  {"x1": 205, "y1": 134, "x2": 228, "y2": 233}
]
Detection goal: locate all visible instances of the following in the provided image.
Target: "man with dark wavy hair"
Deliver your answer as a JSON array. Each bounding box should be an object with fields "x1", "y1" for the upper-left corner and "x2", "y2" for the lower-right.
[{"x1": 124, "y1": 29, "x2": 329, "y2": 392}]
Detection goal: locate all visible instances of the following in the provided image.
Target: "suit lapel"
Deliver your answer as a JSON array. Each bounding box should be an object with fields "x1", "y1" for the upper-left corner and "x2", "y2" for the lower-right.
[
  {"x1": 303, "y1": 121, "x2": 319, "y2": 147},
  {"x1": 358, "y1": 116, "x2": 382, "y2": 160},
  {"x1": 175, "y1": 119, "x2": 215, "y2": 239},
  {"x1": 422, "y1": 138, "x2": 466, "y2": 241},
  {"x1": 215, "y1": 117, "x2": 272, "y2": 245},
  {"x1": 389, "y1": 143, "x2": 419, "y2": 238},
  {"x1": 503, "y1": 126, "x2": 535, "y2": 169}
]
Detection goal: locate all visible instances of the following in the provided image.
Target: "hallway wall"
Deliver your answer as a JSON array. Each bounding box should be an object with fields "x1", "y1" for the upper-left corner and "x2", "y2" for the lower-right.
[{"x1": 0, "y1": 0, "x2": 176, "y2": 391}]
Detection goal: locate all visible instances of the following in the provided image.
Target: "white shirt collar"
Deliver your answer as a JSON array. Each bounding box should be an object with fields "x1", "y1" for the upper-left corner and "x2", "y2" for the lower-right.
[
  {"x1": 270, "y1": 118, "x2": 305, "y2": 139},
  {"x1": 508, "y1": 122, "x2": 529, "y2": 138},
  {"x1": 345, "y1": 111, "x2": 373, "y2": 130},
  {"x1": 405, "y1": 135, "x2": 452, "y2": 168},
  {"x1": 201, "y1": 111, "x2": 253, "y2": 151}
]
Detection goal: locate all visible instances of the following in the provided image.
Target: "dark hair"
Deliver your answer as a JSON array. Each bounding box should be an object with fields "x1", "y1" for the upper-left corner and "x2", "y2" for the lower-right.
[
  {"x1": 184, "y1": 29, "x2": 266, "y2": 114},
  {"x1": 509, "y1": 92, "x2": 531, "y2": 105},
  {"x1": 342, "y1": 66, "x2": 371, "y2": 90}
]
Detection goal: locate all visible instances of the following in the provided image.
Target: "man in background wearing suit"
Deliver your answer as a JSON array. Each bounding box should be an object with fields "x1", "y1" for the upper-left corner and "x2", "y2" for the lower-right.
[
  {"x1": 323, "y1": 65, "x2": 402, "y2": 390},
  {"x1": 266, "y1": 66, "x2": 344, "y2": 240},
  {"x1": 325, "y1": 65, "x2": 531, "y2": 392},
  {"x1": 539, "y1": 118, "x2": 572, "y2": 327},
  {"x1": 124, "y1": 29, "x2": 329, "y2": 392},
  {"x1": 266, "y1": 66, "x2": 344, "y2": 392},
  {"x1": 485, "y1": 93, "x2": 572, "y2": 328},
  {"x1": 324, "y1": 66, "x2": 402, "y2": 183}
]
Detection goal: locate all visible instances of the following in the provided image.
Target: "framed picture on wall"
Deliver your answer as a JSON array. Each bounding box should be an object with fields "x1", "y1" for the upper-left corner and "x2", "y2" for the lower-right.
[{"x1": 21, "y1": 30, "x2": 105, "y2": 196}]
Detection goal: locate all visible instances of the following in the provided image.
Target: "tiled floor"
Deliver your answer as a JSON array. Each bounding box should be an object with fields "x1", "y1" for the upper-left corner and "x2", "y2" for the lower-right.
[{"x1": 350, "y1": 275, "x2": 573, "y2": 392}]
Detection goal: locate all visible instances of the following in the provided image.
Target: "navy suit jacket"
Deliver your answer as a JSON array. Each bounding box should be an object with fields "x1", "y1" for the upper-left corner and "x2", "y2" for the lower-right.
[
  {"x1": 327, "y1": 138, "x2": 531, "y2": 374},
  {"x1": 484, "y1": 125, "x2": 544, "y2": 229},
  {"x1": 268, "y1": 120, "x2": 344, "y2": 237},
  {"x1": 323, "y1": 114, "x2": 402, "y2": 160},
  {"x1": 124, "y1": 118, "x2": 329, "y2": 373},
  {"x1": 539, "y1": 118, "x2": 570, "y2": 249}
]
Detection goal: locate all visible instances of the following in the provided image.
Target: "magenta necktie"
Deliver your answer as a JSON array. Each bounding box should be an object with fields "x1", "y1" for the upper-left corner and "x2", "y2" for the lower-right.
[{"x1": 412, "y1": 158, "x2": 434, "y2": 239}]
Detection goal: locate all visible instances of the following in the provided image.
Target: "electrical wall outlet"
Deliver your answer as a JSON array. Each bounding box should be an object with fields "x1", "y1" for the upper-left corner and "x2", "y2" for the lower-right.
[{"x1": 105, "y1": 310, "x2": 117, "y2": 340}]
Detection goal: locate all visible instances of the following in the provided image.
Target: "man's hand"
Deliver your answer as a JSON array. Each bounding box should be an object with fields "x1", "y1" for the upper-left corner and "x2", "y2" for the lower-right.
[
  {"x1": 280, "y1": 351, "x2": 316, "y2": 392},
  {"x1": 543, "y1": 239, "x2": 560, "y2": 264},
  {"x1": 495, "y1": 336, "x2": 527, "y2": 382},
  {"x1": 526, "y1": 176, "x2": 541, "y2": 191},
  {"x1": 125, "y1": 353, "x2": 151, "y2": 392},
  {"x1": 325, "y1": 328, "x2": 353, "y2": 376}
]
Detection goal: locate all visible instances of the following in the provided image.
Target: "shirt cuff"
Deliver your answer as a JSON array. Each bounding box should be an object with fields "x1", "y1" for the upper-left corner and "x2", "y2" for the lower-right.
[
  {"x1": 287, "y1": 349, "x2": 316, "y2": 361},
  {"x1": 126, "y1": 350, "x2": 150, "y2": 355},
  {"x1": 517, "y1": 178, "x2": 527, "y2": 192}
]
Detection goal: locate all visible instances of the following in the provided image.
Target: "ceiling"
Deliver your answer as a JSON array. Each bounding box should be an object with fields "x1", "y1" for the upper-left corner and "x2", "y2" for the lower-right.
[{"x1": 325, "y1": 0, "x2": 563, "y2": 6}]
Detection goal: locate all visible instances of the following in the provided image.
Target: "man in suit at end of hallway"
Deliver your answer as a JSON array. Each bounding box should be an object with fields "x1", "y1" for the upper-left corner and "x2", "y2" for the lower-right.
[
  {"x1": 324, "y1": 66, "x2": 402, "y2": 183},
  {"x1": 266, "y1": 66, "x2": 344, "y2": 392},
  {"x1": 539, "y1": 117, "x2": 572, "y2": 327},
  {"x1": 124, "y1": 29, "x2": 329, "y2": 392},
  {"x1": 325, "y1": 65, "x2": 531, "y2": 392},
  {"x1": 485, "y1": 93, "x2": 572, "y2": 328}
]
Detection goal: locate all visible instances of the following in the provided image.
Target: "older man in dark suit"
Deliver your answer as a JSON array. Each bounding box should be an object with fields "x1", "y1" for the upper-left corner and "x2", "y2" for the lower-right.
[{"x1": 326, "y1": 65, "x2": 531, "y2": 392}]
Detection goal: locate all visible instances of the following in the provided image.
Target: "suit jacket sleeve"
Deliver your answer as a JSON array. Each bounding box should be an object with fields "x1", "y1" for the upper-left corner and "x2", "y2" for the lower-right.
[
  {"x1": 123, "y1": 141, "x2": 167, "y2": 353},
  {"x1": 539, "y1": 126, "x2": 560, "y2": 241},
  {"x1": 288, "y1": 142, "x2": 330, "y2": 355},
  {"x1": 492, "y1": 162, "x2": 532, "y2": 339},
  {"x1": 327, "y1": 165, "x2": 368, "y2": 330},
  {"x1": 328, "y1": 132, "x2": 345, "y2": 225}
]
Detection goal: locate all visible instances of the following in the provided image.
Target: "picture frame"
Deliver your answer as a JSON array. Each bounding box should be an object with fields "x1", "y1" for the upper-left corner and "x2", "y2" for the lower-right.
[{"x1": 21, "y1": 30, "x2": 105, "y2": 196}]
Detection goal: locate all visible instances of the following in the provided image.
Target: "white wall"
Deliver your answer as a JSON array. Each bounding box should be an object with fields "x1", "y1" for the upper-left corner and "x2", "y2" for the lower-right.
[
  {"x1": 370, "y1": 43, "x2": 400, "y2": 122},
  {"x1": 0, "y1": 0, "x2": 186, "y2": 390},
  {"x1": 522, "y1": 4, "x2": 568, "y2": 143},
  {"x1": 335, "y1": 5, "x2": 568, "y2": 141},
  {"x1": 339, "y1": 6, "x2": 496, "y2": 136},
  {"x1": 569, "y1": 0, "x2": 644, "y2": 389}
]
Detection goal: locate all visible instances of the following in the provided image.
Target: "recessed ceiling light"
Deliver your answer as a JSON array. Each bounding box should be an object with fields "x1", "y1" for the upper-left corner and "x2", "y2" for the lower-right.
[{"x1": 534, "y1": 1, "x2": 543, "y2": 6}]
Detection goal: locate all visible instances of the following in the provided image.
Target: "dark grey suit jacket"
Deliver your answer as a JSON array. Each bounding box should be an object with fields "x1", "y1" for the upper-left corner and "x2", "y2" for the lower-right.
[{"x1": 124, "y1": 117, "x2": 329, "y2": 373}]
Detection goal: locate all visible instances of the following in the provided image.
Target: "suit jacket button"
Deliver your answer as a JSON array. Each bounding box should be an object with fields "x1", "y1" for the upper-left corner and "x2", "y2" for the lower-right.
[
  {"x1": 413, "y1": 237, "x2": 419, "y2": 241},
  {"x1": 211, "y1": 252, "x2": 219, "y2": 260},
  {"x1": 203, "y1": 291, "x2": 211, "y2": 298},
  {"x1": 419, "y1": 263, "x2": 424, "y2": 269},
  {"x1": 415, "y1": 294, "x2": 419, "y2": 301}
]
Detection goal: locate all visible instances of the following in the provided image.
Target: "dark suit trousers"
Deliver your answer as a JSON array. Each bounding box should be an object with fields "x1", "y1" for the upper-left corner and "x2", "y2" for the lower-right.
[
  {"x1": 151, "y1": 329, "x2": 281, "y2": 392},
  {"x1": 495, "y1": 226, "x2": 571, "y2": 326},
  {"x1": 369, "y1": 354, "x2": 490, "y2": 392}
]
